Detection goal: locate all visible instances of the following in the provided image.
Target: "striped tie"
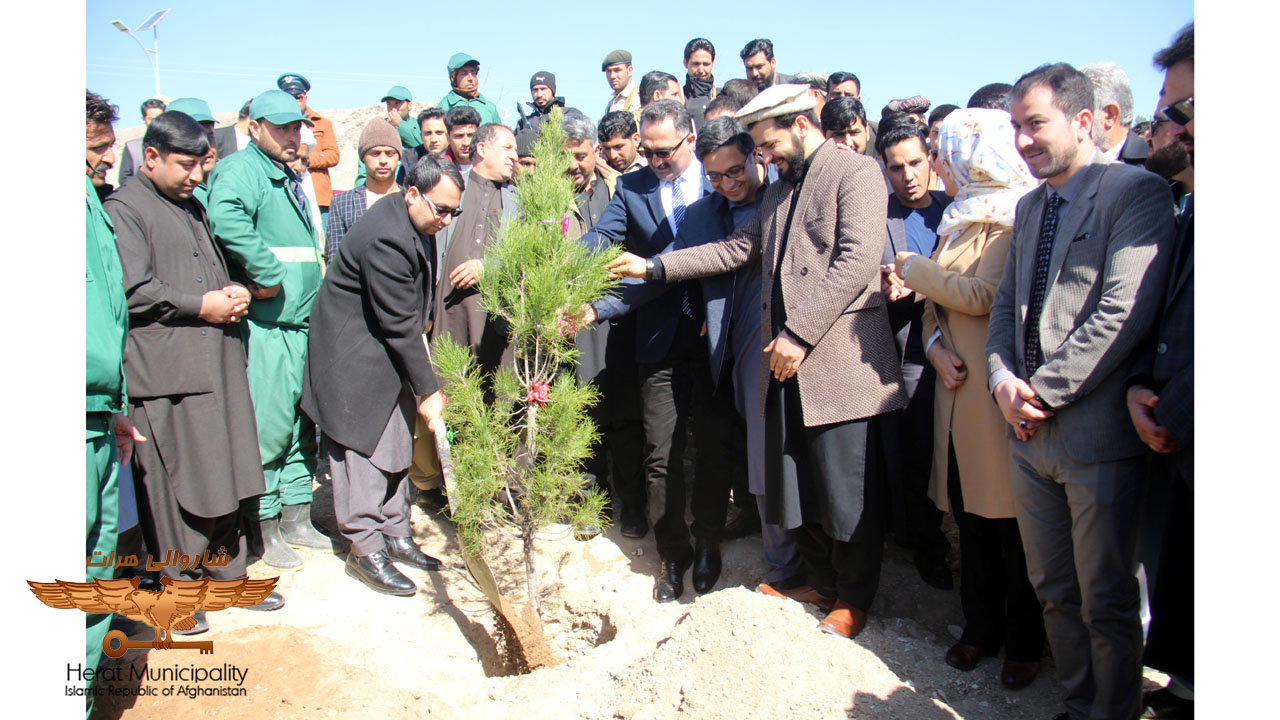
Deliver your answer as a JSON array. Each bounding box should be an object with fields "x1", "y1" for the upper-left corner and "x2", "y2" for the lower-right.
[
  {"x1": 1024, "y1": 193, "x2": 1064, "y2": 378},
  {"x1": 671, "y1": 180, "x2": 695, "y2": 318}
]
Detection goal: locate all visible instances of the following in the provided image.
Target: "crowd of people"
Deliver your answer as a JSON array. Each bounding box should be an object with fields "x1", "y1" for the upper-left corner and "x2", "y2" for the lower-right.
[{"x1": 84, "y1": 25, "x2": 1194, "y2": 720}]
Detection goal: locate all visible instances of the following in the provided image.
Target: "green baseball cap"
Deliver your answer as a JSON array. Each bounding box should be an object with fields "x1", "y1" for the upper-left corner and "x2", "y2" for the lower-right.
[
  {"x1": 249, "y1": 90, "x2": 314, "y2": 126},
  {"x1": 165, "y1": 97, "x2": 215, "y2": 123},
  {"x1": 447, "y1": 52, "x2": 479, "y2": 72},
  {"x1": 381, "y1": 85, "x2": 413, "y2": 102}
]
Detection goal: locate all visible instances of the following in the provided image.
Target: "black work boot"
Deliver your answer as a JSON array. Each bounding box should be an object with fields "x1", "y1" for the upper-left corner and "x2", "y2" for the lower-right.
[{"x1": 280, "y1": 503, "x2": 332, "y2": 550}]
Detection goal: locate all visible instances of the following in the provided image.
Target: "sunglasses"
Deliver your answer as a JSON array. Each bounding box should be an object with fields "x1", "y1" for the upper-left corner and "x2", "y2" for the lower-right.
[
  {"x1": 424, "y1": 194, "x2": 463, "y2": 218},
  {"x1": 1161, "y1": 96, "x2": 1193, "y2": 127},
  {"x1": 638, "y1": 132, "x2": 690, "y2": 161}
]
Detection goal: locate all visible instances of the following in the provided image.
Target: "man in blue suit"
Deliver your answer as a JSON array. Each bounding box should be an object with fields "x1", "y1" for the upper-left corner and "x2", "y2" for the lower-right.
[
  {"x1": 583, "y1": 116, "x2": 802, "y2": 590},
  {"x1": 579, "y1": 101, "x2": 737, "y2": 602}
]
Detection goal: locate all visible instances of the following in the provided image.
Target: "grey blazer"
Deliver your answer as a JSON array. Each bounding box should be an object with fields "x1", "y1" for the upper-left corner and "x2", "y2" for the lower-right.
[{"x1": 985, "y1": 154, "x2": 1175, "y2": 463}]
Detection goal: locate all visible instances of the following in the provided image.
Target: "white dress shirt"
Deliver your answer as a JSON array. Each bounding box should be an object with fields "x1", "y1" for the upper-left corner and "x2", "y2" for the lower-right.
[{"x1": 658, "y1": 158, "x2": 704, "y2": 233}]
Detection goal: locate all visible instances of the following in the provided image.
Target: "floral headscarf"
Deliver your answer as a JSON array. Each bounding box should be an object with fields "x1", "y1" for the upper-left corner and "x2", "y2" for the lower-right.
[{"x1": 935, "y1": 108, "x2": 1039, "y2": 239}]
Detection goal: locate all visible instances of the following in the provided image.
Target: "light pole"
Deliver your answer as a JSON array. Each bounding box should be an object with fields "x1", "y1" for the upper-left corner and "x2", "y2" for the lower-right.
[{"x1": 110, "y1": 9, "x2": 171, "y2": 97}]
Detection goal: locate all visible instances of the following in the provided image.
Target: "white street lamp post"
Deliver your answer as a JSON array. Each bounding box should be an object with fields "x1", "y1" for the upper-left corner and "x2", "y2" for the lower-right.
[{"x1": 110, "y1": 9, "x2": 171, "y2": 97}]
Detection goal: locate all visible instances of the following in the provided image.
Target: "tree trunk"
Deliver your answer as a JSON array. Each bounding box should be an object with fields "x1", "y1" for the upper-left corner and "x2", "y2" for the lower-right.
[{"x1": 522, "y1": 523, "x2": 541, "y2": 617}]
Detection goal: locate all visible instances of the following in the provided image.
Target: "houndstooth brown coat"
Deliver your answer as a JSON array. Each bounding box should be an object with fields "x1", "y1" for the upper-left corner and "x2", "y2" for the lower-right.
[{"x1": 660, "y1": 140, "x2": 906, "y2": 426}]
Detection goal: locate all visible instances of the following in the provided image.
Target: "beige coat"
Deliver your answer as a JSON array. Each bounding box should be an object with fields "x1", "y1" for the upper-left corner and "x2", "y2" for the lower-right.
[{"x1": 904, "y1": 222, "x2": 1014, "y2": 519}]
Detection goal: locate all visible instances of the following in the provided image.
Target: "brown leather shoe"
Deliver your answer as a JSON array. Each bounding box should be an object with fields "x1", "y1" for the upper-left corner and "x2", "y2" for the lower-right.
[
  {"x1": 817, "y1": 600, "x2": 868, "y2": 639},
  {"x1": 1000, "y1": 659, "x2": 1039, "y2": 690},
  {"x1": 757, "y1": 583, "x2": 837, "y2": 613},
  {"x1": 944, "y1": 642, "x2": 984, "y2": 671}
]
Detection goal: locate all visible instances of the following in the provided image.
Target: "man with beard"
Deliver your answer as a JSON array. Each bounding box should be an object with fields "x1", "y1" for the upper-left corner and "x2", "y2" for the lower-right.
[
  {"x1": 516, "y1": 71, "x2": 566, "y2": 134},
  {"x1": 1080, "y1": 63, "x2": 1149, "y2": 167},
  {"x1": 985, "y1": 63, "x2": 1174, "y2": 720},
  {"x1": 303, "y1": 155, "x2": 461, "y2": 596},
  {"x1": 607, "y1": 87, "x2": 905, "y2": 635},
  {"x1": 740, "y1": 39, "x2": 793, "y2": 92},
  {"x1": 683, "y1": 38, "x2": 717, "y2": 128},
  {"x1": 431, "y1": 123, "x2": 518, "y2": 376},
  {"x1": 208, "y1": 89, "x2": 330, "y2": 570},
  {"x1": 328, "y1": 118, "x2": 404, "y2": 261},
  {"x1": 602, "y1": 49, "x2": 640, "y2": 117},
  {"x1": 1145, "y1": 109, "x2": 1192, "y2": 209},
  {"x1": 438, "y1": 53, "x2": 501, "y2": 126},
  {"x1": 1126, "y1": 22, "x2": 1194, "y2": 719},
  {"x1": 105, "y1": 110, "x2": 283, "y2": 632},
  {"x1": 598, "y1": 111, "x2": 646, "y2": 175}
]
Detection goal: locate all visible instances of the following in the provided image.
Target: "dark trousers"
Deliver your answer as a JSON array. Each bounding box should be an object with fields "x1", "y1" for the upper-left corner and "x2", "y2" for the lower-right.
[
  {"x1": 946, "y1": 441, "x2": 1045, "y2": 661},
  {"x1": 638, "y1": 315, "x2": 736, "y2": 561},
  {"x1": 1142, "y1": 450, "x2": 1193, "y2": 681},
  {"x1": 132, "y1": 449, "x2": 248, "y2": 582},
  {"x1": 583, "y1": 318, "x2": 646, "y2": 520},
  {"x1": 882, "y1": 361, "x2": 949, "y2": 560},
  {"x1": 791, "y1": 419, "x2": 885, "y2": 611}
]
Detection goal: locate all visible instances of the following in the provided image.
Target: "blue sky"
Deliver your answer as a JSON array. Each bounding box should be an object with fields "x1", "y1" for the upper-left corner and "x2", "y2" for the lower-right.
[{"x1": 87, "y1": 0, "x2": 1192, "y2": 127}]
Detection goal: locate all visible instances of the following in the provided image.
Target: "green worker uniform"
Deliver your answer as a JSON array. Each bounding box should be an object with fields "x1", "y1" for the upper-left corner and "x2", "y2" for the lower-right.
[
  {"x1": 398, "y1": 118, "x2": 422, "y2": 149},
  {"x1": 438, "y1": 90, "x2": 502, "y2": 126},
  {"x1": 85, "y1": 176, "x2": 126, "y2": 708},
  {"x1": 207, "y1": 143, "x2": 323, "y2": 520}
]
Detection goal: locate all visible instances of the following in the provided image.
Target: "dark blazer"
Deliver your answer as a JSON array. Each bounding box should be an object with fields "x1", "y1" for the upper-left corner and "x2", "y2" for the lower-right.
[
  {"x1": 595, "y1": 187, "x2": 752, "y2": 387},
  {"x1": 301, "y1": 191, "x2": 440, "y2": 457},
  {"x1": 213, "y1": 125, "x2": 240, "y2": 160},
  {"x1": 1129, "y1": 194, "x2": 1193, "y2": 450},
  {"x1": 882, "y1": 190, "x2": 951, "y2": 364},
  {"x1": 985, "y1": 154, "x2": 1175, "y2": 463},
  {"x1": 659, "y1": 140, "x2": 906, "y2": 426},
  {"x1": 581, "y1": 166, "x2": 714, "y2": 364}
]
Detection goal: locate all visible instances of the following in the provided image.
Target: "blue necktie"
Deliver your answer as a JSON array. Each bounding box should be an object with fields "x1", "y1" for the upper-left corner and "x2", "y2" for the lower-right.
[
  {"x1": 671, "y1": 180, "x2": 696, "y2": 319},
  {"x1": 1024, "y1": 193, "x2": 1064, "y2": 378}
]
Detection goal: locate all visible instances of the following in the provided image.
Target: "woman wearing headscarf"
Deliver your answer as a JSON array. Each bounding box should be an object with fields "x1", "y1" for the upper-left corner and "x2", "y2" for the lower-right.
[{"x1": 891, "y1": 108, "x2": 1046, "y2": 690}]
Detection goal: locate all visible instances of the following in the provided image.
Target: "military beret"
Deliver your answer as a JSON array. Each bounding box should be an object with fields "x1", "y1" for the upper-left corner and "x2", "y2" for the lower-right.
[{"x1": 601, "y1": 49, "x2": 632, "y2": 71}]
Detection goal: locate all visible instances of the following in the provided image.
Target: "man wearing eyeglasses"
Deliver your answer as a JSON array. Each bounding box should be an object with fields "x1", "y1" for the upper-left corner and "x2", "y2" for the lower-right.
[
  {"x1": 577, "y1": 100, "x2": 736, "y2": 603},
  {"x1": 605, "y1": 85, "x2": 907, "y2": 638},
  {"x1": 430, "y1": 123, "x2": 518, "y2": 375},
  {"x1": 302, "y1": 155, "x2": 461, "y2": 596},
  {"x1": 1127, "y1": 21, "x2": 1194, "y2": 720}
]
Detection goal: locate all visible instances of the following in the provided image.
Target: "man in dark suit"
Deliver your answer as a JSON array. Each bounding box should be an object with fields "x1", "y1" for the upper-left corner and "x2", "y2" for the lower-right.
[
  {"x1": 580, "y1": 100, "x2": 736, "y2": 603},
  {"x1": 582, "y1": 116, "x2": 800, "y2": 592},
  {"x1": 876, "y1": 121, "x2": 953, "y2": 591},
  {"x1": 608, "y1": 85, "x2": 907, "y2": 640},
  {"x1": 984, "y1": 63, "x2": 1174, "y2": 720},
  {"x1": 1126, "y1": 22, "x2": 1194, "y2": 719},
  {"x1": 301, "y1": 155, "x2": 462, "y2": 596}
]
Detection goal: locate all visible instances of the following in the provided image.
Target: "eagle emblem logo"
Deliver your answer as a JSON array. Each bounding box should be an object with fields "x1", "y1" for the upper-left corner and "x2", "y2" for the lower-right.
[{"x1": 29, "y1": 576, "x2": 278, "y2": 657}]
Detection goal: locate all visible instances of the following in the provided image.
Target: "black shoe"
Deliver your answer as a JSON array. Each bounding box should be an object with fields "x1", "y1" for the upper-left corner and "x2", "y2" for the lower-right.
[
  {"x1": 654, "y1": 554, "x2": 692, "y2": 603},
  {"x1": 722, "y1": 505, "x2": 762, "y2": 540},
  {"x1": 254, "y1": 516, "x2": 303, "y2": 570},
  {"x1": 240, "y1": 591, "x2": 286, "y2": 612},
  {"x1": 691, "y1": 538, "x2": 722, "y2": 594},
  {"x1": 384, "y1": 535, "x2": 443, "y2": 572},
  {"x1": 345, "y1": 551, "x2": 417, "y2": 596},
  {"x1": 768, "y1": 572, "x2": 808, "y2": 592},
  {"x1": 914, "y1": 551, "x2": 954, "y2": 590},
  {"x1": 620, "y1": 513, "x2": 650, "y2": 539},
  {"x1": 171, "y1": 611, "x2": 209, "y2": 635},
  {"x1": 280, "y1": 503, "x2": 332, "y2": 550},
  {"x1": 413, "y1": 487, "x2": 450, "y2": 514}
]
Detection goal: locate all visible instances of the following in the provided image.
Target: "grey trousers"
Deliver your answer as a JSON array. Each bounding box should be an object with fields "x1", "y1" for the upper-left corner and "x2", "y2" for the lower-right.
[
  {"x1": 327, "y1": 389, "x2": 415, "y2": 557},
  {"x1": 1009, "y1": 420, "x2": 1144, "y2": 720}
]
